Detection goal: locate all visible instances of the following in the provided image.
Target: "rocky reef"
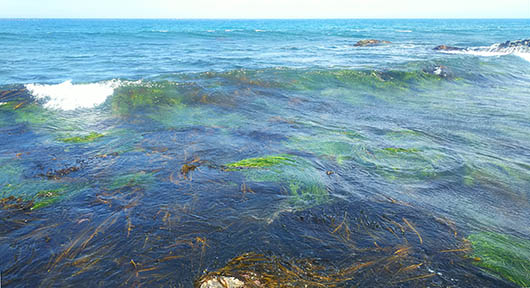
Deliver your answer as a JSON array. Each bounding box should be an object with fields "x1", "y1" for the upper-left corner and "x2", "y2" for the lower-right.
[
  {"x1": 433, "y1": 45, "x2": 464, "y2": 51},
  {"x1": 354, "y1": 39, "x2": 391, "y2": 47},
  {"x1": 498, "y1": 39, "x2": 530, "y2": 49}
]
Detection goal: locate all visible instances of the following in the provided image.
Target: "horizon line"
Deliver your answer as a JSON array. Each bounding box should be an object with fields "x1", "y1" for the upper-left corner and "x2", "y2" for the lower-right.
[{"x1": 0, "y1": 17, "x2": 529, "y2": 20}]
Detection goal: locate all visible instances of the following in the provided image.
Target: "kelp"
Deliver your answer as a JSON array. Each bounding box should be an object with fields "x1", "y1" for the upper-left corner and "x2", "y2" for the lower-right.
[
  {"x1": 58, "y1": 132, "x2": 104, "y2": 143},
  {"x1": 40, "y1": 166, "x2": 81, "y2": 180},
  {"x1": 0, "y1": 196, "x2": 33, "y2": 211},
  {"x1": 468, "y1": 232, "x2": 530, "y2": 287}
]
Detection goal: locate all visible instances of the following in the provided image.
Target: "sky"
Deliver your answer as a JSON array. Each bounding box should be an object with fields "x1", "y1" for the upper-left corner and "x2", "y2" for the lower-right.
[{"x1": 1, "y1": 0, "x2": 529, "y2": 19}]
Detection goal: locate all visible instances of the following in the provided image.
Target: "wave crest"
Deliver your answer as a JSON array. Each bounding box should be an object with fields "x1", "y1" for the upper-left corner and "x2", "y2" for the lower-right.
[{"x1": 25, "y1": 80, "x2": 126, "y2": 111}]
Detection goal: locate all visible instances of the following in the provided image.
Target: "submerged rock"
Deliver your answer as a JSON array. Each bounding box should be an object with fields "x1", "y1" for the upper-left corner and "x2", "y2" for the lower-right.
[
  {"x1": 423, "y1": 65, "x2": 453, "y2": 78},
  {"x1": 433, "y1": 45, "x2": 464, "y2": 51},
  {"x1": 199, "y1": 276, "x2": 244, "y2": 288},
  {"x1": 354, "y1": 39, "x2": 391, "y2": 47}
]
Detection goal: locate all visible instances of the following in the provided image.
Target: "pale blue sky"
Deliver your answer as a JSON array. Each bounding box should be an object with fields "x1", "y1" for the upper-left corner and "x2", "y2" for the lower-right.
[{"x1": 1, "y1": 0, "x2": 529, "y2": 18}]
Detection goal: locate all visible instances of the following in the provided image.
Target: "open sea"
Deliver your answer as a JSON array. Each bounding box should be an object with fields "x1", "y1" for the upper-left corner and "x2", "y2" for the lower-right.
[{"x1": 0, "y1": 19, "x2": 529, "y2": 287}]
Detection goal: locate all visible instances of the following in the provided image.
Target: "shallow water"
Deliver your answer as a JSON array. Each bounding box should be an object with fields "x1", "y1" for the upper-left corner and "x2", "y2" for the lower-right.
[{"x1": 1, "y1": 19, "x2": 529, "y2": 287}]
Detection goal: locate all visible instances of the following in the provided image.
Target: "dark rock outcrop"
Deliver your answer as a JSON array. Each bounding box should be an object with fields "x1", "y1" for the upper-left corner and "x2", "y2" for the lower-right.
[
  {"x1": 354, "y1": 39, "x2": 391, "y2": 47},
  {"x1": 433, "y1": 45, "x2": 463, "y2": 51},
  {"x1": 498, "y1": 39, "x2": 530, "y2": 49}
]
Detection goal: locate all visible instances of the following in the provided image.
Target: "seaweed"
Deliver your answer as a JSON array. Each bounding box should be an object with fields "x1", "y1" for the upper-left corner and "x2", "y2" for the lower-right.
[
  {"x1": 58, "y1": 132, "x2": 104, "y2": 143},
  {"x1": 224, "y1": 155, "x2": 295, "y2": 170},
  {"x1": 288, "y1": 182, "x2": 328, "y2": 206},
  {"x1": 382, "y1": 147, "x2": 419, "y2": 153},
  {"x1": 468, "y1": 232, "x2": 530, "y2": 287},
  {"x1": 107, "y1": 171, "x2": 155, "y2": 190},
  {"x1": 111, "y1": 84, "x2": 185, "y2": 115},
  {"x1": 31, "y1": 188, "x2": 67, "y2": 210}
]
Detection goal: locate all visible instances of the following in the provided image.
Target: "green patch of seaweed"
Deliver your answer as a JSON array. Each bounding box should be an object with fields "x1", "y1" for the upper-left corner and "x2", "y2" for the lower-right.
[
  {"x1": 58, "y1": 132, "x2": 104, "y2": 143},
  {"x1": 462, "y1": 159, "x2": 529, "y2": 202},
  {"x1": 32, "y1": 188, "x2": 68, "y2": 210},
  {"x1": 354, "y1": 145, "x2": 459, "y2": 183},
  {"x1": 225, "y1": 155, "x2": 329, "y2": 209},
  {"x1": 382, "y1": 147, "x2": 420, "y2": 153},
  {"x1": 111, "y1": 83, "x2": 186, "y2": 115},
  {"x1": 107, "y1": 171, "x2": 155, "y2": 190},
  {"x1": 286, "y1": 131, "x2": 362, "y2": 166},
  {"x1": 288, "y1": 182, "x2": 328, "y2": 206},
  {"x1": 0, "y1": 102, "x2": 55, "y2": 126},
  {"x1": 225, "y1": 155, "x2": 295, "y2": 170},
  {"x1": 468, "y1": 232, "x2": 530, "y2": 287}
]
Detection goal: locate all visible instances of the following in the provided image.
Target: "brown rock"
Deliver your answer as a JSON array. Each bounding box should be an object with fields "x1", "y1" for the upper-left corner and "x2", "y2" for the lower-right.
[
  {"x1": 433, "y1": 45, "x2": 463, "y2": 51},
  {"x1": 354, "y1": 39, "x2": 391, "y2": 47}
]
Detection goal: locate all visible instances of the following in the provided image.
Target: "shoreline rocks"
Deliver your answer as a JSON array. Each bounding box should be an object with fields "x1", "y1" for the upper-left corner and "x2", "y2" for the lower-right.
[
  {"x1": 498, "y1": 39, "x2": 530, "y2": 49},
  {"x1": 199, "y1": 276, "x2": 245, "y2": 288},
  {"x1": 433, "y1": 45, "x2": 463, "y2": 51},
  {"x1": 354, "y1": 39, "x2": 391, "y2": 47}
]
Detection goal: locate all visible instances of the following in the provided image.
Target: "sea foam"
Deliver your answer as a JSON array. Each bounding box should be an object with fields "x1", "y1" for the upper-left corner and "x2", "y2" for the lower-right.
[
  {"x1": 25, "y1": 80, "x2": 123, "y2": 111},
  {"x1": 440, "y1": 43, "x2": 530, "y2": 63}
]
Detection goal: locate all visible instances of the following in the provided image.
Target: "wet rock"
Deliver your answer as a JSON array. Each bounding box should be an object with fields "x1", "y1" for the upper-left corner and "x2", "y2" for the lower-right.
[
  {"x1": 433, "y1": 45, "x2": 463, "y2": 51},
  {"x1": 498, "y1": 39, "x2": 530, "y2": 49},
  {"x1": 354, "y1": 39, "x2": 391, "y2": 47},
  {"x1": 199, "y1": 276, "x2": 244, "y2": 288},
  {"x1": 423, "y1": 65, "x2": 453, "y2": 78}
]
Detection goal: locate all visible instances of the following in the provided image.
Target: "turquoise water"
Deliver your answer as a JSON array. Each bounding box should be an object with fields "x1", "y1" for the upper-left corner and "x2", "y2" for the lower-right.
[{"x1": 1, "y1": 19, "x2": 530, "y2": 287}]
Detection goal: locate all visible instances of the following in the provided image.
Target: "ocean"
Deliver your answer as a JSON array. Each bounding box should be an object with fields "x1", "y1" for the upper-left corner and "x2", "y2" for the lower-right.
[{"x1": 0, "y1": 19, "x2": 529, "y2": 287}]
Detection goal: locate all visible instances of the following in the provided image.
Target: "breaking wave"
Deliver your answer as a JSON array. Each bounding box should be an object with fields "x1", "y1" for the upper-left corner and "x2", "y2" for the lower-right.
[{"x1": 25, "y1": 80, "x2": 134, "y2": 110}]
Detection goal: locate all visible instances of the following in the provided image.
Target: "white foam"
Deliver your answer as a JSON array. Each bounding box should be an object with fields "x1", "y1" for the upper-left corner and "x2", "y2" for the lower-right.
[
  {"x1": 396, "y1": 30, "x2": 412, "y2": 33},
  {"x1": 514, "y1": 52, "x2": 530, "y2": 62},
  {"x1": 25, "y1": 80, "x2": 123, "y2": 111},
  {"x1": 440, "y1": 45, "x2": 530, "y2": 63}
]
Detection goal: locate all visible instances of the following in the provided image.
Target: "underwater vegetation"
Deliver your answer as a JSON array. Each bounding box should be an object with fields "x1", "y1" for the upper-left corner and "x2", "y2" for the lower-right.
[
  {"x1": 58, "y1": 132, "x2": 104, "y2": 143},
  {"x1": 468, "y1": 232, "x2": 530, "y2": 287},
  {"x1": 107, "y1": 171, "x2": 156, "y2": 191},
  {"x1": 225, "y1": 155, "x2": 295, "y2": 170},
  {"x1": 110, "y1": 83, "x2": 185, "y2": 115},
  {"x1": 224, "y1": 155, "x2": 328, "y2": 209},
  {"x1": 194, "y1": 199, "x2": 503, "y2": 287},
  {"x1": 32, "y1": 188, "x2": 67, "y2": 210}
]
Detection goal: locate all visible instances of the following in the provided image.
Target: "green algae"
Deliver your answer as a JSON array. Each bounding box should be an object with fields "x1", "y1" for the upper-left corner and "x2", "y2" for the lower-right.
[
  {"x1": 462, "y1": 159, "x2": 530, "y2": 202},
  {"x1": 354, "y1": 146, "x2": 458, "y2": 183},
  {"x1": 111, "y1": 83, "x2": 186, "y2": 115},
  {"x1": 0, "y1": 102, "x2": 55, "y2": 126},
  {"x1": 288, "y1": 182, "x2": 328, "y2": 206},
  {"x1": 31, "y1": 196, "x2": 61, "y2": 210},
  {"x1": 382, "y1": 147, "x2": 420, "y2": 153},
  {"x1": 58, "y1": 132, "x2": 104, "y2": 143},
  {"x1": 468, "y1": 232, "x2": 530, "y2": 286},
  {"x1": 225, "y1": 155, "x2": 329, "y2": 209},
  {"x1": 285, "y1": 130, "x2": 362, "y2": 166},
  {"x1": 108, "y1": 171, "x2": 155, "y2": 190},
  {"x1": 31, "y1": 186, "x2": 82, "y2": 210},
  {"x1": 225, "y1": 155, "x2": 295, "y2": 169}
]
